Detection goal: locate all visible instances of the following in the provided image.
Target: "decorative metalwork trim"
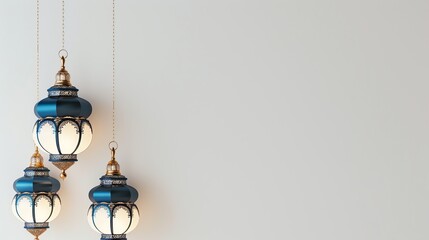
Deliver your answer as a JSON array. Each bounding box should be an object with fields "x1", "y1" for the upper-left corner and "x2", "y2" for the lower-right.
[
  {"x1": 101, "y1": 234, "x2": 127, "y2": 240},
  {"x1": 49, "y1": 85, "x2": 77, "y2": 89},
  {"x1": 14, "y1": 194, "x2": 61, "y2": 224},
  {"x1": 100, "y1": 175, "x2": 127, "y2": 185},
  {"x1": 25, "y1": 222, "x2": 49, "y2": 229},
  {"x1": 50, "y1": 154, "x2": 77, "y2": 161},
  {"x1": 101, "y1": 179, "x2": 127, "y2": 185},
  {"x1": 48, "y1": 90, "x2": 78, "y2": 97},
  {"x1": 37, "y1": 116, "x2": 89, "y2": 121},
  {"x1": 25, "y1": 170, "x2": 49, "y2": 177}
]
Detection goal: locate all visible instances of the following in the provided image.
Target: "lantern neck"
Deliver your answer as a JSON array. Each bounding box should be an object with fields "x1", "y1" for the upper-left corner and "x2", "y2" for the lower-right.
[
  {"x1": 106, "y1": 148, "x2": 121, "y2": 176},
  {"x1": 29, "y1": 147, "x2": 44, "y2": 168},
  {"x1": 54, "y1": 56, "x2": 72, "y2": 87}
]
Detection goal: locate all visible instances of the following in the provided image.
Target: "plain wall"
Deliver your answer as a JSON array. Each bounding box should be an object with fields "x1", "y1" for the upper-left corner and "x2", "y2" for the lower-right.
[{"x1": 1, "y1": 0, "x2": 429, "y2": 239}]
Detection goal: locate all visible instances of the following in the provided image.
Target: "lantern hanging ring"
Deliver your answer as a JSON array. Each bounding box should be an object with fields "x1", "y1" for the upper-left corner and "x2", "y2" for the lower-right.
[
  {"x1": 58, "y1": 48, "x2": 68, "y2": 59},
  {"x1": 109, "y1": 141, "x2": 118, "y2": 151}
]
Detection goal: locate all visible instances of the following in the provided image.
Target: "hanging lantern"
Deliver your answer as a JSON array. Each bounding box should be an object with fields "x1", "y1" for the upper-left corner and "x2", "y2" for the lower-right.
[
  {"x1": 88, "y1": 2, "x2": 140, "y2": 239},
  {"x1": 33, "y1": 55, "x2": 93, "y2": 179},
  {"x1": 88, "y1": 147, "x2": 140, "y2": 240},
  {"x1": 12, "y1": 148, "x2": 62, "y2": 240}
]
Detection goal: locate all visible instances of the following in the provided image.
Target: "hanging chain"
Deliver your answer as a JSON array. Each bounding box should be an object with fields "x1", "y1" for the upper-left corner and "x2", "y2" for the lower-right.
[
  {"x1": 61, "y1": 0, "x2": 65, "y2": 49},
  {"x1": 112, "y1": 0, "x2": 116, "y2": 142},
  {"x1": 58, "y1": 0, "x2": 67, "y2": 58},
  {"x1": 36, "y1": 0, "x2": 40, "y2": 101}
]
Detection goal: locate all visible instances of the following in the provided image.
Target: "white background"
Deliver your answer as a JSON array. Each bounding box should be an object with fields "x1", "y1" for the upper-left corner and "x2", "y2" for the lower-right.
[{"x1": 1, "y1": 0, "x2": 429, "y2": 239}]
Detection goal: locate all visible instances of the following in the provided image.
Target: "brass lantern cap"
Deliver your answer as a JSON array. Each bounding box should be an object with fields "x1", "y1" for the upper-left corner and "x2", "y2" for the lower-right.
[
  {"x1": 30, "y1": 147, "x2": 44, "y2": 168},
  {"x1": 54, "y1": 56, "x2": 72, "y2": 86},
  {"x1": 106, "y1": 148, "x2": 121, "y2": 176}
]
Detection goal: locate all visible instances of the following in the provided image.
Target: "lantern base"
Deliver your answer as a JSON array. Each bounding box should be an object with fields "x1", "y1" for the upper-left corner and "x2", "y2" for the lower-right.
[
  {"x1": 101, "y1": 234, "x2": 127, "y2": 240},
  {"x1": 50, "y1": 154, "x2": 77, "y2": 179},
  {"x1": 25, "y1": 222, "x2": 49, "y2": 240},
  {"x1": 49, "y1": 154, "x2": 78, "y2": 163}
]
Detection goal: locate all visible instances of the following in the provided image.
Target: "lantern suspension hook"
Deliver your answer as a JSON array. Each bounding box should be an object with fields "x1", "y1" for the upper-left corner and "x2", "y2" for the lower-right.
[
  {"x1": 58, "y1": 49, "x2": 68, "y2": 71},
  {"x1": 60, "y1": 56, "x2": 66, "y2": 69},
  {"x1": 107, "y1": 141, "x2": 120, "y2": 175},
  {"x1": 111, "y1": 147, "x2": 116, "y2": 160},
  {"x1": 109, "y1": 141, "x2": 118, "y2": 161}
]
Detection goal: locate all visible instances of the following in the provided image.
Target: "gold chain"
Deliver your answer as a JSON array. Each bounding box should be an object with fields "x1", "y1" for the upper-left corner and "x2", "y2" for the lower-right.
[
  {"x1": 62, "y1": 0, "x2": 65, "y2": 49},
  {"x1": 36, "y1": 0, "x2": 40, "y2": 101},
  {"x1": 112, "y1": 0, "x2": 116, "y2": 141}
]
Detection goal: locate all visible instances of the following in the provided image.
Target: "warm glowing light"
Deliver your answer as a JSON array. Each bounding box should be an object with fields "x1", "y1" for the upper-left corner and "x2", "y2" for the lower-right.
[
  {"x1": 88, "y1": 204, "x2": 140, "y2": 235},
  {"x1": 33, "y1": 119, "x2": 93, "y2": 155}
]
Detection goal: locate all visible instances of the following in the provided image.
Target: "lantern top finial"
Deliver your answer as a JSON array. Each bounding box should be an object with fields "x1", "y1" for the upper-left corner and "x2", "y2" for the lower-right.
[
  {"x1": 29, "y1": 147, "x2": 44, "y2": 168},
  {"x1": 106, "y1": 147, "x2": 121, "y2": 176},
  {"x1": 61, "y1": 56, "x2": 65, "y2": 69},
  {"x1": 54, "y1": 56, "x2": 71, "y2": 87}
]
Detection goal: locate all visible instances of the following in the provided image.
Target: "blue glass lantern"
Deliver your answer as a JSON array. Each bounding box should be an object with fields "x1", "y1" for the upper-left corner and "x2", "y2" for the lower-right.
[
  {"x1": 33, "y1": 56, "x2": 93, "y2": 179},
  {"x1": 88, "y1": 148, "x2": 140, "y2": 240},
  {"x1": 12, "y1": 148, "x2": 61, "y2": 240}
]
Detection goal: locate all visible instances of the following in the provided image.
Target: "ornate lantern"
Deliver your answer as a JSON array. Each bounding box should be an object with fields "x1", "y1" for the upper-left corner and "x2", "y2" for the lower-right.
[
  {"x1": 33, "y1": 56, "x2": 93, "y2": 179},
  {"x1": 88, "y1": 147, "x2": 140, "y2": 240},
  {"x1": 12, "y1": 148, "x2": 61, "y2": 240},
  {"x1": 88, "y1": 2, "x2": 140, "y2": 239}
]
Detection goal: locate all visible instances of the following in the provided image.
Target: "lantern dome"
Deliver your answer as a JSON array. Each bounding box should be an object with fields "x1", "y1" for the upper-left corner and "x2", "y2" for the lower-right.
[
  {"x1": 34, "y1": 86, "x2": 92, "y2": 118},
  {"x1": 33, "y1": 56, "x2": 93, "y2": 179}
]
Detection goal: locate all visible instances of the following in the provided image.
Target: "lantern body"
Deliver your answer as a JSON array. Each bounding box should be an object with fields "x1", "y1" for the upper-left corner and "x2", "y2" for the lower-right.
[
  {"x1": 88, "y1": 175, "x2": 139, "y2": 240},
  {"x1": 33, "y1": 117, "x2": 93, "y2": 156},
  {"x1": 33, "y1": 64, "x2": 93, "y2": 178},
  {"x1": 12, "y1": 152, "x2": 61, "y2": 239},
  {"x1": 12, "y1": 193, "x2": 61, "y2": 226}
]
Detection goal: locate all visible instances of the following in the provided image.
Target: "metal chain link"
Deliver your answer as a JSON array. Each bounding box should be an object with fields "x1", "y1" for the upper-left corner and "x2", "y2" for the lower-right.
[
  {"x1": 36, "y1": 0, "x2": 40, "y2": 101},
  {"x1": 62, "y1": 0, "x2": 65, "y2": 49},
  {"x1": 112, "y1": 0, "x2": 116, "y2": 141}
]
